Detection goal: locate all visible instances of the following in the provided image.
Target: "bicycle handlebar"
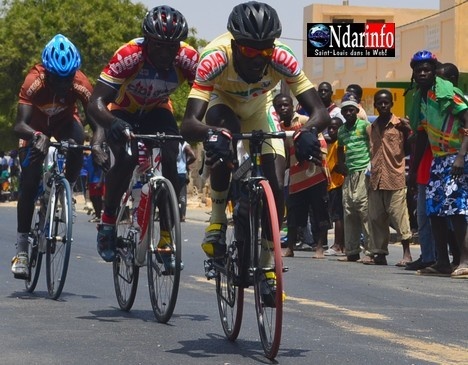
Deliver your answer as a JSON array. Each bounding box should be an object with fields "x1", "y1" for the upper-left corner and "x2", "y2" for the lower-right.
[
  {"x1": 133, "y1": 133, "x2": 184, "y2": 142},
  {"x1": 49, "y1": 140, "x2": 92, "y2": 152},
  {"x1": 231, "y1": 130, "x2": 294, "y2": 141}
]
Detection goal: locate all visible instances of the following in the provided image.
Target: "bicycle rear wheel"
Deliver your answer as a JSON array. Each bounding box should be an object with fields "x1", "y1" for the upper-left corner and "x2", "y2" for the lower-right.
[
  {"x1": 46, "y1": 179, "x2": 72, "y2": 300},
  {"x1": 252, "y1": 180, "x2": 283, "y2": 360},
  {"x1": 113, "y1": 192, "x2": 139, "y2": 311},
  {"x1": 25, "y1": 197, "x2": 44, "y2": 292},
  {"x1": 147, "y1": 178, "x2": 181, "y2": 323}
]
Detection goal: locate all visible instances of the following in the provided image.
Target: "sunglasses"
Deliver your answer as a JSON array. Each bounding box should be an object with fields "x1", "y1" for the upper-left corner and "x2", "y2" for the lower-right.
[{"x1": 236, "y1": 44, "x2": 275, "y2": 58}]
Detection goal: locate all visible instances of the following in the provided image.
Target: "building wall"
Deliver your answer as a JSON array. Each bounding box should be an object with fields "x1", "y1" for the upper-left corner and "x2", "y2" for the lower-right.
[{"x1": 303, "y1": 0, "x2": 467, "y2": 115}]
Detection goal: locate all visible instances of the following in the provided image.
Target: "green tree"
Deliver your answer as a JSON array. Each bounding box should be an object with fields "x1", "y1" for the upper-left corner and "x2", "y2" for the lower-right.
[{"x1": 0, "y1": 0, "x2": 206, "y2": 150}]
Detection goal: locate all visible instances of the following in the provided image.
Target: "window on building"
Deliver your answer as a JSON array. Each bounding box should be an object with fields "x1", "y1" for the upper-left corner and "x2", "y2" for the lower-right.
[
  {"x1": 312, "y1": 57, "x2": 323, "y2": 78},
  {"x1": 354, "y1": 57, "x2": 366, "y2": 68},
  {"x1": 335, "y1": 57, "x2": 345, "y2": 73},
  {"x1": 426, "y1": 23, "x2": 440, "y2": 51},
  {"x1": 332, "y1": 18, "x2": 353, "y2": 23}
]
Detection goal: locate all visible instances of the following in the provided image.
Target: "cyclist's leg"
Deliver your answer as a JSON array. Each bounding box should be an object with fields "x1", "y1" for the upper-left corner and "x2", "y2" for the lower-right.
[
  {"x1": 140, "y1": 107, "x2": 180, "y2": 247},
  {"x1": 103, "y1": 112, "x2": 137, "y2": 217},
  {"x1": 97, "y1": 112, "x2": 137, "y2": 262},
  {"x1": 12, "y1": 143, "x2": 43, "y2": 275},
  {"x1": 202, "y1": 102, "x2": 240, "y2": 258},
  {"x1": 248, "y1": 101, "x2": 286, "y2": 268},
  {"x1": 54, "y1": 116, "x2": 85, "y2": 185}
]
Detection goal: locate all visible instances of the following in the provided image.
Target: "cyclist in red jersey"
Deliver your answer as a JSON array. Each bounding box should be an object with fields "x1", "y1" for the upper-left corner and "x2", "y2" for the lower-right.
[
  {"x1": 88, "y1": 6, "x2": 199, "y2": 262},
  {"x1": 180, "y1": 2, "x2": 329, "y2": 276},
  {"x1": 11, "y1": 34, "x2": 104, "y2": 278}
]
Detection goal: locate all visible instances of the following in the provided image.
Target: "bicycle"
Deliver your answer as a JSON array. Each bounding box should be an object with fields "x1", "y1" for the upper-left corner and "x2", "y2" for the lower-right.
[
  {"x1": 204, "y1": 129, "x2": 292, "y2": 360},
  {"x1": 113, "y1": 133, "x2": 183, "y2": 323},
  {"x1": 25, "y1": 140, "x2": 91, "y2": 299}
]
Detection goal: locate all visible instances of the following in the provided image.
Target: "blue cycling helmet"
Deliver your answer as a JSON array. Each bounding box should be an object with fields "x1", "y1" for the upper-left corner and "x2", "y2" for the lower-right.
[
  {"x1": 410, "y1": 50, "x2": 438, "y2": 69},
  {"x1": 42, "y1": 34, "x2": 81, "y2": 77}
]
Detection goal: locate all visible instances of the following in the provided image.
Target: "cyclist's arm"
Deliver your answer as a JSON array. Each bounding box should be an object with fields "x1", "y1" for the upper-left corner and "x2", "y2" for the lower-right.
[
  {"x1": 180, "y1": 98, "x2": 213, "y2": 142},
  {"x1": 13, "y1": 103, "x2": 36, "y2": 140},
  {"x1": 184, "y1": 143, "x2": 197, "y2": 166},
  {"x1": 295, "y1": 88, "x2": 331, "y2": 133},
  {"x1": 87, "y1": 81, "x2": 119, "y2": 130}
]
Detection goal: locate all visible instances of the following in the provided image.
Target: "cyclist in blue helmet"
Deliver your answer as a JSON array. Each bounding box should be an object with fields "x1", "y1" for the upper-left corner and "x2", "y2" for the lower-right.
[{"x1": 11, "y1": 34, "x2": 107, "y2": 279}]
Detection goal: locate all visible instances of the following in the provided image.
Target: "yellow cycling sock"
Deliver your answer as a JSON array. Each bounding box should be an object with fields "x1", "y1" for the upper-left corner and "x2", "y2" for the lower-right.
[
  {"x1": 157, "y1": 230, "x2": 171, "y2": 248},
  {"x1": 210, "y1": 189, "x2": 229, "y2": 224},
  {"x1": 259, "y1": 238, "x2": 274, "y2": 268}
]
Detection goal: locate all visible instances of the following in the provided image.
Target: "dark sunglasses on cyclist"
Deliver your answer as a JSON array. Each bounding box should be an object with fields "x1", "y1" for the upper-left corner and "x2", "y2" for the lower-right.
[{"x1": 236, "y1": 43, "x2": 275, "y2": 58}]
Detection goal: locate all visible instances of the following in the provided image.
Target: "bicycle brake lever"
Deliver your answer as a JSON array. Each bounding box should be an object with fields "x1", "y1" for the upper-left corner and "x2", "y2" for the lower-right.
[{"x1": 124, "y1": 128, "x2": 132, "y2": 156}]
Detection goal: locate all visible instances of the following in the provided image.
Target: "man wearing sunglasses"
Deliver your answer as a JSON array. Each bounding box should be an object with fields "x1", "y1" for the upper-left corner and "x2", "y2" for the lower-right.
[
  {"x1": 181, "y1": 1, "x2": 329, "y2": 299},
  {"x1": 88, "y1": 6, "x2": 199, "y2": 262}
]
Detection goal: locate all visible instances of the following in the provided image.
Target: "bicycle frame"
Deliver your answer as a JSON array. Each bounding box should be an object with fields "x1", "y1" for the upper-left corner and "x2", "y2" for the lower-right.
[
  {"x1": 39, "y1": 143, "x2": 74, "y2": 250},
  {"x1": 208, "y1": 129, "x2": 291, "y2": 360},
  {"x1": 26, "y1": 139, "x2": 91, "y2": 299},
  {"x1": 113, "y1": 132, "x2": 183, "y2": 322},
  {"x1": 122, "y1": 136, "x2": 180, "y2": 267}
]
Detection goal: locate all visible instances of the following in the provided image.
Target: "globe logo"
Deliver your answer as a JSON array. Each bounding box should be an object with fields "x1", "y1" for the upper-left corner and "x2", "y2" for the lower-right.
[{"x1": 308, "y1": 24, "x2": 330, "y2": 48}]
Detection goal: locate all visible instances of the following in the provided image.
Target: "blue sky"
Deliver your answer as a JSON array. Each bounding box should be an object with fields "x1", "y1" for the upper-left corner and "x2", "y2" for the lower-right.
[{"x1": 138, "y1": 0, "x2": 440, "y2": 59}]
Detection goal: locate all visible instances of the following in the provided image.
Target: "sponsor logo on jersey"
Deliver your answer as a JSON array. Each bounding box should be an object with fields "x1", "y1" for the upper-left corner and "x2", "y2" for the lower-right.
[
  {"x1": 109, "y1": 51, "x2": 143, "y2": 75},
  {"x1": 196, "y1": 50, "x2": 227, "y2": 82},
  {"x1": 26, "y1": 75, "x2": 45, "y2": 97},
  {"x1": 176, "y1": 47, "x2": 199, "y2": 72},
  {"x1": 271, "y1": 45, "x2": 301, "y2": 77}
]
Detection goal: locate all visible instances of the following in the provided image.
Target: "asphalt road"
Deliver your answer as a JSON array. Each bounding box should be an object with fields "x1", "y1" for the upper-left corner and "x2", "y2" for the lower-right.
[{"x1": 0, "y1": 200, "x2": 467, "y2": 365}]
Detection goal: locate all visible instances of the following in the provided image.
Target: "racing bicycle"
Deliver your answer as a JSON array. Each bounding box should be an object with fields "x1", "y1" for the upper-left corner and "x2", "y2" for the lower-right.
[
  {"x1": 112, "y1": 133, "x2": 183, "y2": 323},
  {"x1": 204, "y1": 130, "x2": 292, "y2": 359},
  {"x1": 25, "y1": 140, "x2": 91, "y2": 299}
]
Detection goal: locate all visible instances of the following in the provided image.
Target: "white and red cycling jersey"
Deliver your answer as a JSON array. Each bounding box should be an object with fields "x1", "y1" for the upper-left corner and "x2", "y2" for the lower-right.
[{"x1": 98, "y1": 37, "x2": 199, "y2": 114}]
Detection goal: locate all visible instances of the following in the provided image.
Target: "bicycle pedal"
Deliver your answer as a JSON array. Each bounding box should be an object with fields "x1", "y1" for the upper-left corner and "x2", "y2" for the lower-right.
[
  {"x1": 13, "y1": 272, "x2": 29, "y2": 280},
  {"x1": 204, "y1": 260, "x2": 216, "y2": 280},
  {"x1": 282, "y1": 266, "x2": 289, "y2": 273}
]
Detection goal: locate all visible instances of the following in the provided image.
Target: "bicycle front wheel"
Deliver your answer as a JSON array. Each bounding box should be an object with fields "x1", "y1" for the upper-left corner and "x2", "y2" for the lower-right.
[
  {"x1": 252, "y1": 180, "x2": 283, "y2": 360},
  {"x1": 25, "y1": 197, "x2": 44, "y2": 292},
  {"x1": 147, "y1": 178, "x2": 181, "y2": 323},
  {"x1": 113, "y1": 191, "x2": 139, "y2": 311},
  {"x1": 216, "y1": 195, "x2": 244, "y2": 341},
  {"x1": 45, "y1": 179, "x2": 72, "y2": 300}
]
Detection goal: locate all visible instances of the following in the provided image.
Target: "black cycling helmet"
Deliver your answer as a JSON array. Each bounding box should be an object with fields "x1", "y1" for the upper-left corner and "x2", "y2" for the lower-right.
[
  {"x1": 227, "y1": 1, "x2": 282, "y2": 41},
  {"x1": 142, "y1": 5, "x2": 188, "y2": 42},
  {"x1": 410, "y1": 50, "x2": 438, "y2": 69}
]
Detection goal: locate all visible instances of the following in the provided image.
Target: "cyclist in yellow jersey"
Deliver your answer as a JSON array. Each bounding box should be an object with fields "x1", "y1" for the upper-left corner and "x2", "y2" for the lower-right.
[{"x1": 180, "y1": 2, "x2": 330, "y2": 270}]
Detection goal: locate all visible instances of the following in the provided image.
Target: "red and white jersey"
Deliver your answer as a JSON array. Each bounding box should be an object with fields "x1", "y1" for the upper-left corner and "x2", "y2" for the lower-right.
[{"x1": 98, "y1": 37, "x2": 199, "y2": 114}]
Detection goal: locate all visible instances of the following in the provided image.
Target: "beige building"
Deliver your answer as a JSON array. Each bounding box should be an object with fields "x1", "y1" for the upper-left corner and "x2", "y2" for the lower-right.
[{"x1": 303, "y1": 0, "x2": 468, "y2": 116}]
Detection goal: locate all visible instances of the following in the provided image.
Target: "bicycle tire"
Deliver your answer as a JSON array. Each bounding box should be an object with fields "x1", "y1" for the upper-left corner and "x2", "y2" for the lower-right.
[
  {"x1": 46, "y1": 179, "x2": 72, "y2": 300},
  {"x1": 215, "y1": 199, "x2": 244, "y2": 341},
  {"x1": 147, "y1": 178, "x2": 181, "y2": 323},
  {"x1": 252, "y1": 179, "x2": 283, "y2": 360},
  {"x1": 25, "y1": 198, "x2": 44, "y2": 292},
  {"x1": 113, "y1": 191, "x2": 139, "y2": 311}
]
